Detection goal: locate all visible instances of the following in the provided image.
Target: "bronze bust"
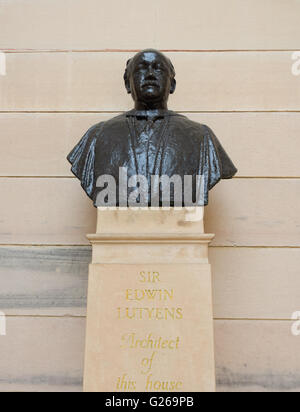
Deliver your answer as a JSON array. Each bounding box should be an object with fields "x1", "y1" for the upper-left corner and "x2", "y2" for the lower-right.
[{"x1": 68, "y1": 49, "x2": 237, "y2": 207}]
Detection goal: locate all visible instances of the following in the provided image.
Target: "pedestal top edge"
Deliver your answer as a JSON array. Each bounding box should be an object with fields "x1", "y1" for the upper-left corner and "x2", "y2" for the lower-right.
[{"x1": 87, "y1": 233, "x2": 215, "y2": 244}]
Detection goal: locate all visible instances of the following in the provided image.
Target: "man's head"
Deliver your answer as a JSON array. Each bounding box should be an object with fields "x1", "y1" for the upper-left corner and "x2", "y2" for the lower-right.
[{"x1": 124, "y1": 49, "x2": 176, "y2": 109}]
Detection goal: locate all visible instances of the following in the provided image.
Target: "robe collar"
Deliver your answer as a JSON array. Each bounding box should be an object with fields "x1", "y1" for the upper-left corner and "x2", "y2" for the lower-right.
[{"x1": 126, "y1": 109, "x2": 178, "y2": 120}]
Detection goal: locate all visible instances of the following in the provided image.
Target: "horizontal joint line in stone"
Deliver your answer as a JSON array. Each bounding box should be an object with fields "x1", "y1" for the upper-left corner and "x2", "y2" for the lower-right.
[{"x1": 87, "y1": 233, "x2": 214, "y2": 244}]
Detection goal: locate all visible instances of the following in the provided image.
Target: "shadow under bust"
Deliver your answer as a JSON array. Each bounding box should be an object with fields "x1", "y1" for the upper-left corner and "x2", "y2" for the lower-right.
[{"x1": 67, "y1": 49, "x2": 237, "y2": 207}]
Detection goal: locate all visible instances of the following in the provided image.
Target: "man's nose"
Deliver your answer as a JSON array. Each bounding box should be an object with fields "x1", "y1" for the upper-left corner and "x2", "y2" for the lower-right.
[{"x1": 145, "y1": 67, "x2": 157, "y2": 79}]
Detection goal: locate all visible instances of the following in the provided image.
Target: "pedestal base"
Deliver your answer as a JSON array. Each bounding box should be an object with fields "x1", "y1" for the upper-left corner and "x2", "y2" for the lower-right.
[{"x1": 83, "y1": 208, "x2": 216, "y2": 392}]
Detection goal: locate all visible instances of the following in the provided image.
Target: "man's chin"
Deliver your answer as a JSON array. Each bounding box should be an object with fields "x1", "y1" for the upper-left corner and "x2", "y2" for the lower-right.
[{"x1": 140, "y1": 92, "x2": 162, "y2": 102}]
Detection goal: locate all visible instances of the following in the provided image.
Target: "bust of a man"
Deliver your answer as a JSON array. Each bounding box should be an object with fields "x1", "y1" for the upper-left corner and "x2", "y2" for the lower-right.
[{"x1": 68, "y1": 49, "x2": 237, "y2": 207}]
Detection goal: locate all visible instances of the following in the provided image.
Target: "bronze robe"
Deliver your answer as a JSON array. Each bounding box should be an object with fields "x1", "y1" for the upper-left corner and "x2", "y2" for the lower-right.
[{"x1": 67, "y1": 110, "x2": 237, "y2": 207}]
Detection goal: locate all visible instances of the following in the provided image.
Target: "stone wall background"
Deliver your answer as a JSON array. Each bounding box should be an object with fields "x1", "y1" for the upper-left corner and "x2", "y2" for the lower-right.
[{"x1": 0, "y1": 0, "x2": 300, "y2": 391}]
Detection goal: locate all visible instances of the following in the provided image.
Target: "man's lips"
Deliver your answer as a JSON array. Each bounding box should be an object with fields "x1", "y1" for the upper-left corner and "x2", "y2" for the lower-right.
[{"x1": 142, "y1": 82, "x2": 159, "y2": 88}]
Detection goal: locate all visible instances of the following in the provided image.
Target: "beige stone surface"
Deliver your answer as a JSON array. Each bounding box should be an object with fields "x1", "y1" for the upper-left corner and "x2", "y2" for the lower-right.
[
  {"x1": 205, "y1": 178, "x2": 300, "y2": 247},
  {"x1": 90, "y1": 241, "x2": 211, "y2": 266},
  {"x1": 96, "y1": 207, "x2": 204, "y2": 234},
  {"x1": 215, "y1": 320, "x2": 300, "y2": 392},
  {"x1": 2, "y1": 112, "x2": 300, "y2": 178},
  {"x1": 0, "y1": 316, "x2": 85, "y2": 392},
  {"x1": 2, "y1": 246, "x2": 300, "y2": 320},
  {"x1": 84, "y1": 263, "x2": 215, "y2": 392},
  {"x1": 90, "y1": 208, "x2": 208, "y2": 264},
  {"x1": 0, "y1": 317, "x2": 299, "y2": 392},
  {"x1": 0, "y1": 178, "x2": 97, "y2": 245},
  {"x1": 1, "y1": 0, "x2": 300, "y2": 50},
  {"x1": 211, "y1": 247, "x2": 300, "y2": 320},
  {"x1": 1, "y1": 178, "x2": 300, "y2": 247},
  {"x1": 0, "y1": 317, "x2": 298, "y2": 392},
  {"x1": 84, "y1": 209, "x2": 215, "y2": 391},
  {"x1": 0, "y1": 0, "x2": 299, "y2": 393},
  {"x1": 1, "y1": 52, "x2": 299, "y2": 111}
]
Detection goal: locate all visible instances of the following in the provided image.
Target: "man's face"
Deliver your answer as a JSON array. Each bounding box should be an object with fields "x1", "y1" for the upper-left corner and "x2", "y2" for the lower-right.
[{"x1": 127, "y1": 51, "x2": 173, "y2": 105}]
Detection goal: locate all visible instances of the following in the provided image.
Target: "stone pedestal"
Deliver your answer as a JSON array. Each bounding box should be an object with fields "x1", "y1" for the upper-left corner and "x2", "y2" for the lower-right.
[{"x1": 83, "y1": 208, "x2": 216, "y2": 392}]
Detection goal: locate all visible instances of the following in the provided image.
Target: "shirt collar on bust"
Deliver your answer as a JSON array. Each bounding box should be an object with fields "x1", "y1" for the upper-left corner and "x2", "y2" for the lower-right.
[{"x1": 126, "y1": 109, "x2": 177, "y2": 120}]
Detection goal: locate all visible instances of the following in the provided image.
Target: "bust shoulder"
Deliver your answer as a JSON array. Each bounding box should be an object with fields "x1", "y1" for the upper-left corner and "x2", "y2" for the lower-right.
[
  {"x1": 170, "y1": 114, "x2": 211, "y2": 140},
  {"x1": 88, "y1": 114, "x2": 126, "y2": 143},
  {"x1": 101, "y1": 113, "x2": 128, "y2": 130},
  {"x1": 81, "y1": 114, "x2": 128, "y2": 147}
]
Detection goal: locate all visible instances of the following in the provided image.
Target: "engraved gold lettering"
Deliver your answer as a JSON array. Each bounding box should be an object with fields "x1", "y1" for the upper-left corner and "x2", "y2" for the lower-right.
[
  {"x1": 126, "y1": 289, "x2": 174, "y2": 301},
  {"x1": 145, "y1": 374, "x2": 183, "y2": 391},
  {"x1": 139, "y1": 271, "x2": 161, "y2": 283},
  {"x1": 116, "y1": 373, "x2": 137, "y2": 391},
  {"x1": 117, "y1": 307, "x2": 183, "y2": 320}
]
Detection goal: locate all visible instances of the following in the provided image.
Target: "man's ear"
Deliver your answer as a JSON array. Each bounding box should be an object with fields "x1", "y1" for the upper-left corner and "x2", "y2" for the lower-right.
[
  {"x1": 170, "y1": 78, "x2": 176, "y2": 94},
  {"x1": 124, "y1": 60, "x2": 132, "y2": 94},
  {"x1": 125, "y1": 79, "x2": 131, "y2": 94}
]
